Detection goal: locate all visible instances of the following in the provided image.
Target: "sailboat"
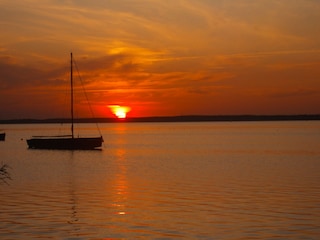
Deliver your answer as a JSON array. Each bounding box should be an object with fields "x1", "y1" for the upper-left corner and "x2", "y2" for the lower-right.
[{"x1": 27, "y1": 53, "x2": 104, "y2": 150}]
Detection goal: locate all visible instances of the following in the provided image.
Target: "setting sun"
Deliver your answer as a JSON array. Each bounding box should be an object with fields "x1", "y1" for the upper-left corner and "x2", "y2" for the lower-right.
[{"x1": 108, "y1": 105, "x2": 131, "y2": 119}]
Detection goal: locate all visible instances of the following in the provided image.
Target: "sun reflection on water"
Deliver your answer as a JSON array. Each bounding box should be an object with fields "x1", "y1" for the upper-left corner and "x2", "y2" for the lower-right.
[{"x1": 112, "y1": 125, "x2": 129, "y2": 216}]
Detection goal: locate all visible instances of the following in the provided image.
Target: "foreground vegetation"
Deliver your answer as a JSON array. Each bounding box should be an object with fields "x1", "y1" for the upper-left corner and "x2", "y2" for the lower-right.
[{"x1": 0, "y1": 163, "x2": 11, "y2": 185}]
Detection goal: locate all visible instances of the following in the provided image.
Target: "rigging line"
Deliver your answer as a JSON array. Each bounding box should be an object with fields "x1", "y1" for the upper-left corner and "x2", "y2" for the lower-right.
[{"x1": 73, "y1": 57, "x2": 103, "y2": 137}]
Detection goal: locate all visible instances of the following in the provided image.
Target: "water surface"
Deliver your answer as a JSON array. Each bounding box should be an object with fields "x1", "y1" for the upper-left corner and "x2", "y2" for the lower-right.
[{"x1": 1, "y1": 121, "x2": 320, "y2": 239}]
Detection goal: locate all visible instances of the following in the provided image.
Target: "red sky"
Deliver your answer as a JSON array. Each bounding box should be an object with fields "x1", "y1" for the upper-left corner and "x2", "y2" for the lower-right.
[{"x1": 1, "y1": 0, "x2": 320, "y2": 119}]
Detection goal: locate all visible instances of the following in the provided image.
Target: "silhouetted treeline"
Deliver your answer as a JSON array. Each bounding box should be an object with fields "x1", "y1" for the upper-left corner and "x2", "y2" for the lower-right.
[{"x1": 1, "y1": 114, "x2": 320, "y2": 124}]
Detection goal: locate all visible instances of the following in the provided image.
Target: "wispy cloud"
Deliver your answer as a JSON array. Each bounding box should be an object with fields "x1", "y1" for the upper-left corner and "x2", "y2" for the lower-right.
[{"x1": 1, "y1": 0, "x2": 320, "y2": 118}]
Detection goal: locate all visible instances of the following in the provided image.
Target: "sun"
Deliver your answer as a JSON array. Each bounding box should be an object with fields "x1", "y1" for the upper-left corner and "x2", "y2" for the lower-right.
[
  {"x1": 108, "y1": 105, "x2": 131, "y2": 119},
  {"x1": 115, "y1": 108, "x2": 127, "y2": 119}
]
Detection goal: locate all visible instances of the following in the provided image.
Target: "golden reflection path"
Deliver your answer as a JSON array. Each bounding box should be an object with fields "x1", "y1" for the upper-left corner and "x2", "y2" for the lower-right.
[{"x1": 111, "y1": 124, "x2": 129, "y2": 216}]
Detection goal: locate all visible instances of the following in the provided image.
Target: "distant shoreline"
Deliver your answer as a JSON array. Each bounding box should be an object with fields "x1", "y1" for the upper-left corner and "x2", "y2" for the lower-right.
[{"x1": 1, "y1": 114, "x2": 320, "y2": 124}]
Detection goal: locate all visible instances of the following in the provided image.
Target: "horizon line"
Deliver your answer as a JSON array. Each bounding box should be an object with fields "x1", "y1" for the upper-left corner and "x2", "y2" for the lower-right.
[{"x1": 1, "y1": 114, "x2": 320, "y2": 124}]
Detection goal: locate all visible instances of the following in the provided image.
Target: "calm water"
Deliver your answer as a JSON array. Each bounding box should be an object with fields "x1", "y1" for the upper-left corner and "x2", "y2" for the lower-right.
[{"x1": 1, "y1": 121, "x2": 320, "y2": 239}]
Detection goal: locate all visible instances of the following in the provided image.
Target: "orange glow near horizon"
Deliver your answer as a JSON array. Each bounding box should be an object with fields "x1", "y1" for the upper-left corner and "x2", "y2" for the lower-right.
[
  {"x1": 108, "y1": 105, "x2": 131, "y2": 119},
  {"x1": 1, "y1": 1, "x2": 320, "y2": 119}
]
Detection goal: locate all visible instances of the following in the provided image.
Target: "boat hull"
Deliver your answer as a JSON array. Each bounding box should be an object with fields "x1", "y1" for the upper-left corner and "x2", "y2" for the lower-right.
[{"x1": 27, "y1": 137, "x2": 103, "y2": 150}]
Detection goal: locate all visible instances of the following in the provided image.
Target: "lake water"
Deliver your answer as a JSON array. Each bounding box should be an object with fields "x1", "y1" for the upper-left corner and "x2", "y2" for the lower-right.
[{"x1": 1, "y1": 121, "x2": 320, "y2": 239}]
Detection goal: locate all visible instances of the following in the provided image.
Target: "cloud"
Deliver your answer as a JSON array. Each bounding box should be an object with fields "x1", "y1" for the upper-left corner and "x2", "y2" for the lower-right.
[
  {"x1": 1, "y1": 0, "x2": 320, "y2": 117},
  {"x1": 269, "y1": 88, "x2": 320, "y2": 98}
]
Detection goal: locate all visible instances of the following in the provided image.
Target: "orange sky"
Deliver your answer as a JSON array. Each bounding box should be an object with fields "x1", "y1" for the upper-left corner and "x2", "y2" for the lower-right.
[{"x1": 1, "y1": 0, "x2": 320, "y2": 119}]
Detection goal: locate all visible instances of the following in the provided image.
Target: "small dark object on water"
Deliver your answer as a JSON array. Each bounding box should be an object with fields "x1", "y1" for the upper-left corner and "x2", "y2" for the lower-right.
[{"x1": 0, "y1": 132, "x2": 5, "y2": 141}]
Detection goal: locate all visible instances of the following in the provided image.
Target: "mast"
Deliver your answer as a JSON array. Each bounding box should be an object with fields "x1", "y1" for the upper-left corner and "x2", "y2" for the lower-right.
[{"x1": 70, "y1": 52, "x2": 74, "y2": 138}]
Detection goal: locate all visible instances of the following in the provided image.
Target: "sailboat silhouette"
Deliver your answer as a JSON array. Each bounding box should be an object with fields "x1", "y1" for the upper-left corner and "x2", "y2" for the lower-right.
[{"x1": 27, "y1": 53, "x2": 103, "y2": 150}]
